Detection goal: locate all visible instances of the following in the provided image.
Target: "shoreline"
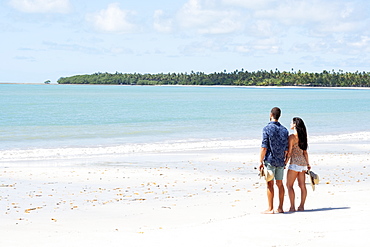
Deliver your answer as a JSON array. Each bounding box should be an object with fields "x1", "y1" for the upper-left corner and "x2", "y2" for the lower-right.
[
  {"x1": 1, "y1": 82, "x2": 369, "y2": 90},
  {"x1": 1, "y1": 131, "x2": 369, "y2": 163}
]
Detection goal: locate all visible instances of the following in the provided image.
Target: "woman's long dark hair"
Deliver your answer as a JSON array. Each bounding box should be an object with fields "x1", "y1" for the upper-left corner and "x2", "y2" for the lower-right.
[{"x1": 293, "y1": 117, "x2": 308, "y2": 150}]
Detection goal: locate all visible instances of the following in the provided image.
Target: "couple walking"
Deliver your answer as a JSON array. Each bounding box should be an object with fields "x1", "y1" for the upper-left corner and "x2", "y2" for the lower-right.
[{"x1": 259, "y1": 107, "x2": 310, "y2": 214}]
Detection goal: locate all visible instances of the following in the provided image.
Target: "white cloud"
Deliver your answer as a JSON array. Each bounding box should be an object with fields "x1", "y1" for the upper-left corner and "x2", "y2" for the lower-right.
[
  {"x1": 350, "y1": 36, "x2": 370, "y2": 49},
  {"x1": 180, "y1": 39, "x2": 226, "y2": 55},
  {"x1": 253, "y1": 38, "x2": 281, "y2": 54},
  {"x1": 249, "y1": 20, "x2": 278, "y2": 37},
  {"x1": 290, "y1": 33, "x2": 370, "y2": 56},
  {"x1": 14, "y1": 55, "x2": 36, "y2": 62},
  {"x1": 235, "y1": 45, "x2": 251, "y2": 53},
  {"x1": 153, "y1": 10, "x2": 173, "y2": 33},
  {"x1": 86, "y1": 3, "x2": 137, "y2": 33},
  {"x1": 9, "y1": 0, "x2": 71, "y2": 13},
  {"x1": 235, "y1": 38, "x2": 281, "y2": 54},
  {"x1": 291, "y1": 41, "x2": 331, "y2": 53},
  {"x1": 255, "y1": 1, "x2": 331, "y2": 25},
  {"x1": 222, "y1": 0, "x2": 277, "y2": 9},
  {"x1": 347, "y1": 36, "x2": 370, "y2": 53},
  {"x1": 317, "y1": 21, "x2": 360, "y2": 34},
  {"x1": 153, "y1": 0, "x2": 368, "y2": 39},
  {"x1": 254, "y1": 0, "x2": 368, "y2": 35},
  {"x1": 43, "y1": 41, "x2": 102, "y2": 54},
  {"x1": 176, "y1": 0, "x2": 243, "y2": 34}
]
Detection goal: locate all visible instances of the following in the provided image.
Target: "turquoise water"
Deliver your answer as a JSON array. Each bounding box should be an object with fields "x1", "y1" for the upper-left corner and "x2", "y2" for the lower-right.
[{"x1": 1, "y1": 84, "x2": 369, "y2": 150}]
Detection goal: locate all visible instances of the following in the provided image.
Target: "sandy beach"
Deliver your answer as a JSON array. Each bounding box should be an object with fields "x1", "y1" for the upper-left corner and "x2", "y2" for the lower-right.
[{"x1": 1, "y1": 135, "x2": 369, "y2": 247}]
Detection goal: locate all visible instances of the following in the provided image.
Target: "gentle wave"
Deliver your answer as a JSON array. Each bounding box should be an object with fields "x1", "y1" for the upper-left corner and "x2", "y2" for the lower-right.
[
  {"x1": 0, "y1": 139, "x2": 260, "y2": 161},
  {"x1": 309, "y1": 131, "x2": 370, "y2": 143},
  {"x1": 1, "y1": 132, "x2": 369, "y2": 162}
]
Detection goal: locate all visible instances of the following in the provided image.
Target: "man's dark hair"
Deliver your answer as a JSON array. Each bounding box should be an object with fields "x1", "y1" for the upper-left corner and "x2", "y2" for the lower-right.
[{"x1": 271, "y1": 107, "x2": 281, "y2": 120}]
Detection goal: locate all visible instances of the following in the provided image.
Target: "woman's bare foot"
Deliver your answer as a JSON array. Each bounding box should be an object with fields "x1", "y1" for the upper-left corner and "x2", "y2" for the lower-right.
[
  {"x1": 275, "y1": 208, "x2": 284, "y2": 213},
  {"x1": 289, "y1": 207, "x2": 296, "y2": 212},
  {"x1": 297, "y1": 206, "x2": 304, "y2": 211},
  {"x1": 261, "y1": 209, "x2": 274, "y2": 214}
]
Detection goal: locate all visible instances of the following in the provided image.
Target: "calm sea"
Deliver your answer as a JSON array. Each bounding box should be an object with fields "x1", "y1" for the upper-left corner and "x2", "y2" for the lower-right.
[{"x1": 1, "y1": 84, "x2": 369, "y2": 153}]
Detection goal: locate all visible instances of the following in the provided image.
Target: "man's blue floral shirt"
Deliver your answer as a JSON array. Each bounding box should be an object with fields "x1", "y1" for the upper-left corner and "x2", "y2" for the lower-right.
[{"x1": 261, "y1": 121, "x2": 289, "y2": 167}]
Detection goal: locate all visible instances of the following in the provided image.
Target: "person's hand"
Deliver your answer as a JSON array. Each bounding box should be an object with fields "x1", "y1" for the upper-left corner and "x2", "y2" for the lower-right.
[
  {"x1": 259, "y1": 163, "x2": 264, "y2": 171},
  {"x1": 307, "y1": 164, "x2": 311, "y2": 170}
]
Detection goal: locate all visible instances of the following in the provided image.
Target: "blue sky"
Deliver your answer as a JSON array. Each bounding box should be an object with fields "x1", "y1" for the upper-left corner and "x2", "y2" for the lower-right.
[{"x1": 1, "y1": 0, "x2": 370, "y2": 83}]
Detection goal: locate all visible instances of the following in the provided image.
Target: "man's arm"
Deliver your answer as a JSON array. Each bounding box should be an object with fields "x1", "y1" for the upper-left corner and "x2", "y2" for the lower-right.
[{"x1": 259, "y1": 147, "x2": 267, "y2": 171}]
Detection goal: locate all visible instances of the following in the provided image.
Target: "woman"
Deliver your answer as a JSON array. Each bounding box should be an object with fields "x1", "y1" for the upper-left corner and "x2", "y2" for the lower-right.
[{"x1": 286, "y1": 117, "x2": 311, "y2": 212}]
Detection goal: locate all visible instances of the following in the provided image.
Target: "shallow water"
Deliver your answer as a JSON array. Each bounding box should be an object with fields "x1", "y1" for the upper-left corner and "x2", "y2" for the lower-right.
[{"x1": 1, "y1": 84, "x2": 369, "y2": 153}]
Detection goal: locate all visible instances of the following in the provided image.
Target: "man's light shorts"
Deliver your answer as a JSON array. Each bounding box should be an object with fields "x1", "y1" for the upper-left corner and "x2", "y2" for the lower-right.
[
  {"x1": 288, "y1": 164, "x2": 307, "y2": 172},
  {"x1": 265, "y1": 162, "x2": 284, "y2": 181}
]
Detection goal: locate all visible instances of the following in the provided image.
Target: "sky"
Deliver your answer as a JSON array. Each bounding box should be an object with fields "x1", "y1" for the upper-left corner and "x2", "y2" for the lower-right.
[{"x1": 1, "y1": 0, "x2": 370, "y2": 83}]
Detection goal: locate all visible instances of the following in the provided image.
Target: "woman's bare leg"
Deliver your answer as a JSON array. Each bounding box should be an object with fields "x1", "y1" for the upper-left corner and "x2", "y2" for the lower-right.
[
  {"x1": 297, "y1": 171, "x2": 307, "y2": 211},
  {"x1": 286, "y1": 169, "x2": 298, "y2": 212}
]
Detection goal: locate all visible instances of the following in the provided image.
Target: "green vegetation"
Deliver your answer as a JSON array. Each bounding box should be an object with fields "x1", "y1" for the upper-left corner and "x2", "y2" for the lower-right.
[{"x1": 57, "y1": 69, "x2": 370, "y2": 87}]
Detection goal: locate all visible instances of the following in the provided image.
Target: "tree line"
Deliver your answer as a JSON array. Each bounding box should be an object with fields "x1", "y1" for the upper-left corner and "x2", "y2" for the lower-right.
[{"x1": 57, "y1": 69, "x2": 370, "y2": 87}]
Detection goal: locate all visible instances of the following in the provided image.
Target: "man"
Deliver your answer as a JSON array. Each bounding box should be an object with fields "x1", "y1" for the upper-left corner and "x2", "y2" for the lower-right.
[{"x1": 259, "y1": 107, "x2": 289, "y2": 214}]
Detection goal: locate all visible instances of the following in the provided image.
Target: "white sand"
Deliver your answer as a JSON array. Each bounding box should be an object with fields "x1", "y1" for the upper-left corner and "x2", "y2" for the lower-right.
[{"x1": 1, "y1": 135, "x2": 370, "y2": 247}]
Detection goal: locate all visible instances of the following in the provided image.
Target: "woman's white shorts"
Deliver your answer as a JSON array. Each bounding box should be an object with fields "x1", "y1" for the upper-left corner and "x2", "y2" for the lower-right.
[{"x1": 288, "y1": 164, "x2": 307, "y2": 172}]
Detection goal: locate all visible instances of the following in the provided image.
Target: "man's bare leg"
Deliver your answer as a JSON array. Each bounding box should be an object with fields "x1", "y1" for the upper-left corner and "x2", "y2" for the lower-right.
[
  {"x1": 262, "y1": 180, "x2": 275, "y2": 214},
  {"x1": 276, "y1": 180, "x2": 285, "y2": 213}
]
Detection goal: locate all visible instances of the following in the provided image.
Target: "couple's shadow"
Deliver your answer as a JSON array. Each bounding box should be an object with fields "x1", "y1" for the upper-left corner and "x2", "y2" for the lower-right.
[{"x1": 285, "y1": 207, "x2": 350, "y2": 214}]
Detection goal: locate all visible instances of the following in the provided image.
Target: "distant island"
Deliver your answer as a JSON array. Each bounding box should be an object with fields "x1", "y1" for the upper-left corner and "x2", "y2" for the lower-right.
[{"x1": 57, "y1": 69, "x2": 370, "y2": 87}]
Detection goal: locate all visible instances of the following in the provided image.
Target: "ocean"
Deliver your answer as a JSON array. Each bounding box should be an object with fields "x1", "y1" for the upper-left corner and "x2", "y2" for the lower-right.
[{"x1": 1, "y1": 84, "x2": 369, "y2": 160}]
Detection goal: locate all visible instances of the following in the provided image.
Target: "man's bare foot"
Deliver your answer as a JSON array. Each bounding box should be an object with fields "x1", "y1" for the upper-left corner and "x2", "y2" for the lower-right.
[
  {"x1": 289, "y1": 207, "x2": 296, "y2": 212},
  {"x1": 297, "y1": 206, "x2": 304, "y2": 211},
  {"x1": 275, "y1": 208, "x2": 284, "y2": 213},
  {"x1": 261, "y1": 209, "x2": 274, "y2": 214}
]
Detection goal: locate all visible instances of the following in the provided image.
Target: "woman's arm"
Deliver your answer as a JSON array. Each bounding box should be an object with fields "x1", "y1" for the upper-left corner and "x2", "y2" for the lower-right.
[
  {"x1": 303, "y1": 150, "x2": 311, "y2": 170},
  {"x1": 285, "y1": 135, "x2": 294, "y2": 165}
]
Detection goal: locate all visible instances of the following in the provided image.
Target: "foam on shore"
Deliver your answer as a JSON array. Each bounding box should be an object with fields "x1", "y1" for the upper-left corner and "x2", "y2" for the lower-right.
[{"x1": 1, "y1": 131, "x2": 369, "y2": 162}]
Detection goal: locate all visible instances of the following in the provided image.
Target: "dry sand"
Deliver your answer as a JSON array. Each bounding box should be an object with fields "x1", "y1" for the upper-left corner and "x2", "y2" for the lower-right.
[{"x1": 1, "y1": 138, "x2": 369, "y2": 247}]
